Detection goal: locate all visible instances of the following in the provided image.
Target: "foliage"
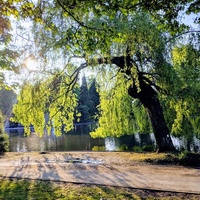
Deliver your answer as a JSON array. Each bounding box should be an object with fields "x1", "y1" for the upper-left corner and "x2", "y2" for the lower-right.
[
  {"x1": 88, "y1": 78, "x2": 100, "y2": 121},
  {"x1": 75, "y1": 76, "x2": 100, "y2": 123},
  {"x1": 29, "y1": 0, "x2": 200, "y2": 34},
  {"x1": 5, "y1": 0, "x2": 199, "y2": 152},
  {"x1": 12, "y1": 71, "x2": 78, "y2": 136},
  {"x1": 12, "y1": 8, "x2": 199, "y2": 145},
  {"x1": 145, "y1": 152, "x2": 200, "y2": 167},
  {"x1": 91, "y1": 74, "x2": 151, "y2": 138},
  {"x1": 0, "y1": 111, "x2": 9, "y2": 154},
  {"x1": 177, "y1": 151, "x2": 200, "y2": 166},
  {"x1": 86, "y1": 13, "x2": 165, "y2": 139},
  {"x1": 172, "y1": 44, "x2": 200, "y2": 136},
  {"x1": 132, "y1": 100, "x2": 152, "y2": 134},
  {"x1": 0, "y1": 3, "x2": 19, "y2": 83},
  {"x1": 75, "y1": 104, "x2": 90, "y2": 123},
  {"x1": 0, "y1": 86, "x2": 16, "y2": 117},
  {"x1": 91, "y1": 74, "x2": 134, "y2": 138},
  {"x1": 161, "y1": 44, "x2": 200, "y2": 138},
  {"x1": 132, "y1": 145, "x2": 156, "y2": 152},
  {"x1": 75, "y1": 75, "x2": 91, "y2": 123},
  {"x1": 79, "y1": 76, "x2": 90, "y2": 107}
]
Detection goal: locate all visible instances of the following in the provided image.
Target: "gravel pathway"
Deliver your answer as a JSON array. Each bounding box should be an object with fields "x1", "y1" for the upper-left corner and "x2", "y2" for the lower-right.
[{"x1": 0, "y1": 152, "x2": 200, "y2": 194}]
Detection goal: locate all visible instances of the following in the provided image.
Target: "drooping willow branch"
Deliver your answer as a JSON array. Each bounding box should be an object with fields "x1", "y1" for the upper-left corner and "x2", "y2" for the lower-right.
[{"x1": 45, "y1": 62, "x2": 88, "y2": 121}]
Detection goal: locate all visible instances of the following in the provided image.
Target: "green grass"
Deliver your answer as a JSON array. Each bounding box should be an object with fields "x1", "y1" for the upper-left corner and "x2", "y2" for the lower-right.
[
  {"x1": 0, "y1": 178, "x2": 200, "y2": 200},
  {"x1": 0, "y1": 179, "x2": 140, "y2": 200}
]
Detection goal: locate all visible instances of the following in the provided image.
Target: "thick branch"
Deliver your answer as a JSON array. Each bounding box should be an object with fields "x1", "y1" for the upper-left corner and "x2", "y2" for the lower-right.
[
  {"x1": 70, "y1": 62, "x2": 87, "y2": 79},
  {"x1": 97, "y1": 55, "x2": 133, "y2": 69},
  {"x1": 141, "y1": 74, "x2": 167, "y2": 94}
]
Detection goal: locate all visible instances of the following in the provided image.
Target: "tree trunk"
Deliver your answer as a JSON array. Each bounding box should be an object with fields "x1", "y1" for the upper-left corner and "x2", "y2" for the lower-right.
[{"x1": 128, "y1": 77, "x2": 176, "y2": 152}]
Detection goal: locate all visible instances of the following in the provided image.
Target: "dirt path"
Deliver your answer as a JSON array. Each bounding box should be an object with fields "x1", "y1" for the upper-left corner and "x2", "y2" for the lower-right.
[{"x1": 0, "y1": 152, "x2": 200, "y2": 194}]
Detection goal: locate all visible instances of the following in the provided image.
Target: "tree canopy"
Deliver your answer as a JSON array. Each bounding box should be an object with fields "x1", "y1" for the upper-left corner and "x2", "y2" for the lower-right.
[
  {"x1": 12, "y1": 71, "x2": 79, "y2": 136},
  {"x1": 167, "y1": 44, "x2": 200, "y2": 137},
  {"x1": 0, "y1": 2, "x2": 19, "y2": 83},
  {"x1": 3, "y1": 0, "x2": 200, "y2": 151}
]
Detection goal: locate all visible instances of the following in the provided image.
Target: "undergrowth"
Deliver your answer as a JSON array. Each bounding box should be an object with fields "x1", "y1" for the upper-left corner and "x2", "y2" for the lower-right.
[{"x1": 144, "y1": 151, "x2": 200, "y2": 167}]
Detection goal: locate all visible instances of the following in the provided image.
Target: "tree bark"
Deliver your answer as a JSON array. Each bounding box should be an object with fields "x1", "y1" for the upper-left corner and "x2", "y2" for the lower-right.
[{"x1": 128, "y1": 75, "x2": 176, "y2": 152}]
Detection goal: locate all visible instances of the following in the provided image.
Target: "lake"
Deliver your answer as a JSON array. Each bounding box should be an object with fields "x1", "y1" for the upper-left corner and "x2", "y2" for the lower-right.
[{"x1": 5, "y1": 124, "x2": 200, "y2": 153}]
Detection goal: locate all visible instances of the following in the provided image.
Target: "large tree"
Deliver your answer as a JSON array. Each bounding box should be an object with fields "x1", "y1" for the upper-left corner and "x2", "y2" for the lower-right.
[{"x1": 10, "y1": 0, "x2": 200, "y2": 152}]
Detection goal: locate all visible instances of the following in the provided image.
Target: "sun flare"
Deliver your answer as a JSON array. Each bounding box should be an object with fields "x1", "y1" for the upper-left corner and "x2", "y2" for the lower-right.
[{"x1": 25, "y1": 57, "x2": 38, "y2": 71}]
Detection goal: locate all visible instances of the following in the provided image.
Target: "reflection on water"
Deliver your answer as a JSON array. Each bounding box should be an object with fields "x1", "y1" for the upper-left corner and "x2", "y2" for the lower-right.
[
  {"x1": 7, "y1": 130, "x2": 105, "y2": 152},
  {"x1": 5, "y1": 125, "x2": 200, "y2": 153},
  {"x1": 171, "y1": 135, "x2": 200, "y2": 153},
  {"x1": 105, "y1": 138, "x2": 117, "y2": 151}
]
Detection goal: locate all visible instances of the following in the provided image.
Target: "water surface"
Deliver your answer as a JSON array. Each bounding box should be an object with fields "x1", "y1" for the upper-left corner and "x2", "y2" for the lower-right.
[{"x1": 6, "y1": 125, "x2": 200, "y2": 153}]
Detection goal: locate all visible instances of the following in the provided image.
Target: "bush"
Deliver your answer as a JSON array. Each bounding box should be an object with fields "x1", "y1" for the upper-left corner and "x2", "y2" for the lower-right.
[
  {"x1": 0, "y1": 133, "x2": 9, "y2": 154},
  {"x1": 133, "y1": 145, "x2": 155, "y2": 152},
  {"x1": 178, "y1": 151, "x2": 200, "y2": 167},
  {"x1": 0, "y1": 112, "x2": 9, "y2": 154}
]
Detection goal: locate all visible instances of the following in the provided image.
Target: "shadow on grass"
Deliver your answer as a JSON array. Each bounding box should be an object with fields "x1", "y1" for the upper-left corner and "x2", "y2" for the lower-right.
[
  {"x1": 0, "y1": 178, "x2": 60, "y2": 200},
  {"x1": 0, "y1": 178, "x2": 141, "y2": 200}
]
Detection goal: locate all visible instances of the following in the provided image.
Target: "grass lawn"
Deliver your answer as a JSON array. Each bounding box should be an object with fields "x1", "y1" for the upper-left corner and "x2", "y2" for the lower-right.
[{"x1": 0, "y1": 178, "x2": 200, "y2": 200}]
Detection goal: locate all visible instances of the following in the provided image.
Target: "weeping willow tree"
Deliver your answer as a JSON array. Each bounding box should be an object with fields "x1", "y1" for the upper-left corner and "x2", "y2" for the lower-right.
[
  {"x1": 91, "y1": 73, "x2": 151, "y2": 139},
  {"x1": 163, "y1": 44, "x2": 200, "y2": 139},
  {"x1": 8, "y1": 0, "x2": 200, "y2": 152},
  {"x1": 12, "y1": 69, "x2": 79, "y2": 136}
]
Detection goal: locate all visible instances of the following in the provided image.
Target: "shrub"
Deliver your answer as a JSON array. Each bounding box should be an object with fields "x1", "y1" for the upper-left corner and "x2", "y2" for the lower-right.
[{"x1": 0, "y1": 111, "x2": 9, "y2": 154}]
